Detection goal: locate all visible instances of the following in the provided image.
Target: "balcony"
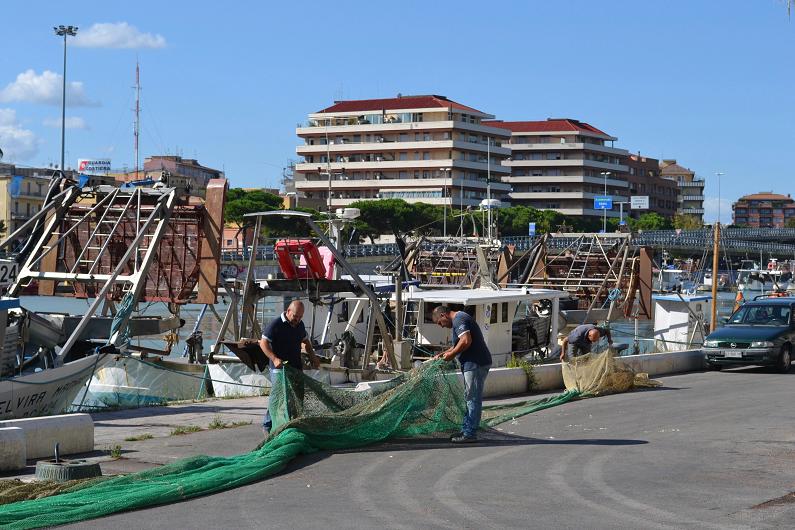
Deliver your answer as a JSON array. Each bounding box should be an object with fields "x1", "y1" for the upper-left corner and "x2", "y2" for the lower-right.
[
  {"x1": 677, "y1": 180, "x2": 705, "y2": 188},
  {"x1": 10, "y1": 192, "x2": 46, "y2": 200},
  {"x1": 296, "y1": 120, "x2": 511, "y2": 138},
  {"x1": 504, "y1": 175, "x2": 630, "y2": 188},
  {"x1": 294, "y1": 159, "x2": 511, "y2": 174},
  {"x1": 296, "y1": 140, "x2": 510, "y2": 157},
  {"x1": 681, "y1": 195, "x2": 704, "y2": 201},
  {"x1": 295, "y1": 177, "x2": 511, "y2": 192},
  {"x1": 505, "y1": 159, "x2": 628, "y2": 173},
  {"x1": 507, "y1": 142, "x2": 630, "y2": 156}
]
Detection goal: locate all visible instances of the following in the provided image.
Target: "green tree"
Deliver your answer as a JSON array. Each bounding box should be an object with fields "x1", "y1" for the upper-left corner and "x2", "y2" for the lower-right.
[
  {"x1": 673, "y1": 214, "x2": 703, "y2": 230},
  {"x1": 628, "y1": 212, "x2": 672, "y2": 231},
  {"x1": 786, "y1": 218, "x2": 795, "y2": 229},
  {"x1": 224, "y1": 188, "x2": 284, "y2": 224},
  {"x1": 350, "y1": 199, "x2": 443, "y2": 242}
]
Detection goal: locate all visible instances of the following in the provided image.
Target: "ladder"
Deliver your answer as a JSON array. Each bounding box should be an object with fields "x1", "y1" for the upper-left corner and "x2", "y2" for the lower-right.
[{"x1": 562, "y1": 236, "x2": 594, "y2": 290}]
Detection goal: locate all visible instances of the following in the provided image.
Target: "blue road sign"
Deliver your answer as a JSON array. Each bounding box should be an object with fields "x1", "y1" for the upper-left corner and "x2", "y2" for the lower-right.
[
  {"x1": 529, "y1": 222, "x2": 536, "y2": 236},
  {"x1": 594, "y1": 196, "x2": 613, "y2": 210}
]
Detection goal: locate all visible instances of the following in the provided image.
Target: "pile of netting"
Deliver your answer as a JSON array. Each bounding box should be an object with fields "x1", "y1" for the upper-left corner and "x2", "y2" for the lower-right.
[
  {"x1": 0, "y1": 351, "x2": 653, "y2": 529},
  {"x1": 561, "y1": 349, "x2": 661, "y2": 395}
]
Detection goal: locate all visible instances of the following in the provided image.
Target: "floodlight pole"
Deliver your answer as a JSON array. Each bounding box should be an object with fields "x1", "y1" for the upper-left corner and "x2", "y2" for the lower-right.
[{"x1": 54, "y1": 25, "x2": 78, "y2": 173}]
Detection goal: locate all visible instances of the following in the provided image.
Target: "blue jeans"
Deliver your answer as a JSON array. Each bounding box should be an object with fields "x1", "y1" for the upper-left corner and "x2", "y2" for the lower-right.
[{"x1": 462, "y1": 364, "x2": 490, "y2": 438}]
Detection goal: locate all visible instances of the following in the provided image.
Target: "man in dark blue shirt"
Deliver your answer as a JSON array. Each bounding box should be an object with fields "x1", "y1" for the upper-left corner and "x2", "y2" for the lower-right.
[
  {"x1": 259, "y1": 300, "x2": 320, "y2": 435},
  {"x1": 432, "y1": 305, "x2": 492, "y2": 443}
]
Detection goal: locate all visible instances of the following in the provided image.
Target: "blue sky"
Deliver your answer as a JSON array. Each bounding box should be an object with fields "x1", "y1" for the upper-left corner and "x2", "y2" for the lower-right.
[{"x1": 1, "y1": 0, "x2": 793, "y2": 223}]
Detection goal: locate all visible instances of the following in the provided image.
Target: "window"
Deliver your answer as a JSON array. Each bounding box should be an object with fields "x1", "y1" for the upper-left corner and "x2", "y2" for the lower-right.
[
  {"x1": 501, "y1": 303, "x2": 508, "y2": 322},
  {"x1": 423, "y1": 152, "x2": 431, "y2": 160},
  {"x1": 490, "y1": 303, "x2": 498, "y2": 324},
  {"x1": 399, "y1": 153, "x2": 408, "y2": 161}
]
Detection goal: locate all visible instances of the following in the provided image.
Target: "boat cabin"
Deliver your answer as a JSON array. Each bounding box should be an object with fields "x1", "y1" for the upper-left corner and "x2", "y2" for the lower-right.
[{"x1": 400, "y1": 287, "x2": 567, "y2": 366}]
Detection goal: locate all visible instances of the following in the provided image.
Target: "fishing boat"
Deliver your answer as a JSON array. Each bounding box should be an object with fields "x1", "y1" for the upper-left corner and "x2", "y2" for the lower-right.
[
  {"x1": 0, "y1": 173, "x2": 228, "y2": 417},
  {"x1": 736, "y1": 259, "x2": 793, "y2": 293}
]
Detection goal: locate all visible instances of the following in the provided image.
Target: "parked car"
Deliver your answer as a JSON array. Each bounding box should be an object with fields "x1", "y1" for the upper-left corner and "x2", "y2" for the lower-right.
[{"x1": 703, "y1": 298, "x2": 795, "y2": 372}]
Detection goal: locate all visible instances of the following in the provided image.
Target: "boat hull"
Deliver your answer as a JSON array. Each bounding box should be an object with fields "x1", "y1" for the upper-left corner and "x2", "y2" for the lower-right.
[{"x1": 0, "y1": 354, "x2": 106, "y2": 420}]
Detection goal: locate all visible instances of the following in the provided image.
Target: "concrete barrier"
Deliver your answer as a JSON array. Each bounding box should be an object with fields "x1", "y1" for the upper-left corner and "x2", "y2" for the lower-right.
[
  {"x1": 486, "y1": 349, "x2": 705, "y2": 395},
  {"x1": 614, "y1": 349, "x2": 704, "y2": 377},
  {"x1": 0, "y1": 413, "x2": 94, "y2": 459},
  {"x1": 355, "y1": 349, "x2": 705, "y2": 398},
  {"x1": 0, "y1": 427, "x2": 26, "y2": 471}
]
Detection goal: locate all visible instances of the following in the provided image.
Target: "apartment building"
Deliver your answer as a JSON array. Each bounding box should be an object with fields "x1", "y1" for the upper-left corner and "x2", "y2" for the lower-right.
[
  {"x1": 732, "y1": 192, "x2": 795, "y2": 228},
  {"x1": 0, "y1": 163, "x2": 79, "y2": 235},
  {"x1": 294, "y1": 95, "x2": 511, "y2": 210},
  {"x1": 659, "y1": 160, "x2": 704, "y2": 222},
  {"x1": 0, "y1": 169, "x2": 50, "y2": 234},
  {"x1": 484, "y1": 119, "x2": 630, "y2": 220},
  {"x1": 625, "y1": 154, "x2": 678, "y2": 219}
]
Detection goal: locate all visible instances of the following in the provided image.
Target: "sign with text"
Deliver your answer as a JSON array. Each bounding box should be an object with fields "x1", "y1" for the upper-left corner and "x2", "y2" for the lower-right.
[
  {"x1": 77, "y1": 159, "x2": 111, "y2": 174},
  {"x1": 594, "y1": 196, "x2": 613, "y2": 210},
  {"x1": 0, "y1": 259, "x2": 19, "y2": 287},
  {"x1": 631, "y1": 196, "x2": 650, "y2": 210},
  {"x1": 528, "y1": 222, "x2": 536, "y2": 236}
]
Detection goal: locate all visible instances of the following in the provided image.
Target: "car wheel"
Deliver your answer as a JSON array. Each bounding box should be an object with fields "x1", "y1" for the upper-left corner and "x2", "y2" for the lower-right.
[{"x1": 777, "y1": 345, "x2": 792, "y2": 374}]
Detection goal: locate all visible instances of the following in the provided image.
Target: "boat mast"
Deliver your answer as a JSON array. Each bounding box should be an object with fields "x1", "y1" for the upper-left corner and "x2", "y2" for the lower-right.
[
  {"x1": 134, "y1": 61, "x2": 141, "y2": 179},
  {"x1": 711, "y1": 221, "x2": 720, "y2": 330}
]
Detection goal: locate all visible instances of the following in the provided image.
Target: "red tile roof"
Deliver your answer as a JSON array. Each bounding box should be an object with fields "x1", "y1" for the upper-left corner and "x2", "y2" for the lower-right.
[
  {"x1": 737, "y1": 192, "x2": 793, "y2": 202},
  {"x1": 318, "y1": 95, "x2": 485, "y2": 114},
  {"x1": 483, "y1": 119, "x2": 610, "y2": 137}
]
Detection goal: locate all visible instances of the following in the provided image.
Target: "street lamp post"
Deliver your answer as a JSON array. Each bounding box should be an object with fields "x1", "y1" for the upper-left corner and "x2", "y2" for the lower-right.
[
  {"x1": 441, "y1": 168, "x2": 451, "y2": 237},
  {"x1": 600, "y1": 171, "x2": 612, "y2": 233},
  {"x1": 54, "y1": 25, "x2": 78, "y2": 173},
  {"x1": 486, "y1": 137, "x2": 492, "y2": 241}
]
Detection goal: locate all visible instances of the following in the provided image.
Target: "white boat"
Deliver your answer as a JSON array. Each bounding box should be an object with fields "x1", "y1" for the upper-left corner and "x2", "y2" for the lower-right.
[
  {"x1": 654, "y1": 268, "x2": 696, "y2": 293},
  {"x1": 0, "y1": 353, "x2": 108, "y2": 419},
  {"x1": 737, "y1": 259, "x2": 793, "y2": 293}
]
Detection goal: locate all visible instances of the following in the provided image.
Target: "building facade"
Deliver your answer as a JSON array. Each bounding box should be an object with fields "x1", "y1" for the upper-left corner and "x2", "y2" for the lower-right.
[
  {"x1": 624, "y1": 154, "x2": 678, "y2": 219},
  {"x1": 0, "y1": 164, "x2": 81, "y2": 235},
  {"x1": 732, "y1": 192, "x2": 795, "y2": 228},
  {"x1": 659, "y1": 160, "x2": 704, "y2": 222},
  {"x1": 484, "y1": 119, "x2": 630, "y2": 220},
  {"x1": 294, "y1": 95, "x2": 512, "y2": 211},
  {"x1": 114, "y1": 156, "x2": 224, "y2": 197}
]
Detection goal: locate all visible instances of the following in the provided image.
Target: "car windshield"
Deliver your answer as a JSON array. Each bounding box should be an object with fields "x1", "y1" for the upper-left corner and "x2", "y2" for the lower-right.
[{"x1": 728, "y1": 304, "x2": 791, "y2": 326}]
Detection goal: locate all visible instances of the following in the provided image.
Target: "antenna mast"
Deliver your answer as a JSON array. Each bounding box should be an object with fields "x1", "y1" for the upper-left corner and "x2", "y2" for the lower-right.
[{"x1": 134, "y1": 62, "x2": 141, "y2": 179}]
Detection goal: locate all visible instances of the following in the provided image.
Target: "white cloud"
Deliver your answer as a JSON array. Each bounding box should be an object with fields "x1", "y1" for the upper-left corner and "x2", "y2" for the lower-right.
[
  {"x1": 73, "y1": 22, "x2": 166, "y2": 49},
  {"x1": 0, "y1": 108, "x2": 39, "y2": 161},
  {"x1": 0, "y1": 70, "x2": 98, "y2": 107},
  {"x1": 703, "y1": 196, "x2": 733, "y2": 225},
  {"x1": 43, "y1": 116, "x2": 88, "y2": 130}
]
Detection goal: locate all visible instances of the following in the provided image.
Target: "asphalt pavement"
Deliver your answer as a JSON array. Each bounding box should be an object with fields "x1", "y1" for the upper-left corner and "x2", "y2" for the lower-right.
[{"x1": 62, "y1": 367, "x2": 795, "y2": 529}]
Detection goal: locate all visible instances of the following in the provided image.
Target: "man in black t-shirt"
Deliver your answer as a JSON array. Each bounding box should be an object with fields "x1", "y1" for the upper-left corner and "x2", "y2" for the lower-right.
[{"x1": 259, "y1": 300, "x2": 320, "y2": 435}]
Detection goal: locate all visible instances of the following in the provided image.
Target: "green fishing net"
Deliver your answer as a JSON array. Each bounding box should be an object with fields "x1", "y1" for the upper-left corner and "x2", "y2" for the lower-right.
[{"x1": 0, "y1": 359, "x2": 583, "y2": 529}]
